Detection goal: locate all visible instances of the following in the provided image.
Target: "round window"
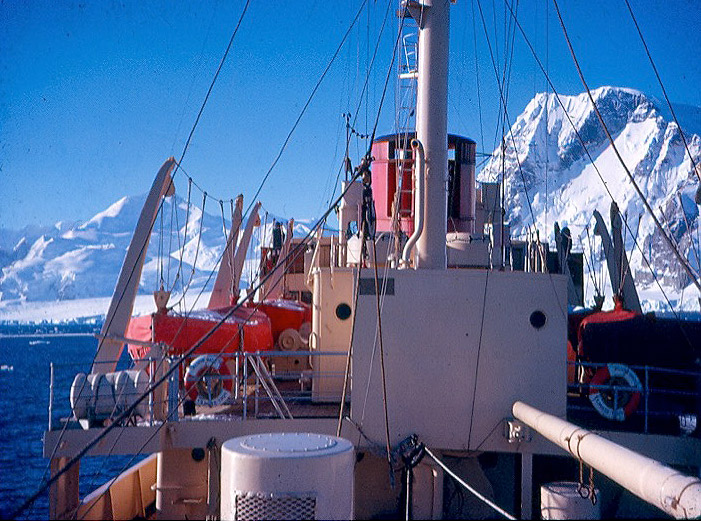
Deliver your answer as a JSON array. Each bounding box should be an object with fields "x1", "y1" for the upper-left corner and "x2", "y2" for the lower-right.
[
  {"x1": 335, "y1": 303, "x2": 352, "y2": 320},
  {"x1": 530, "y1": 310, "x2": 546, "y2": 329}
]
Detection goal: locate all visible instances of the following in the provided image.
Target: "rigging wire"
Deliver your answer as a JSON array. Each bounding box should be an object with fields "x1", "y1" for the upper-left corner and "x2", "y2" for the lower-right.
[
  {"x1": 173, "y1": 0, "x2": 251, "y2": 179},
  {"x1": 552, "y1": 0, "x2": 701, "y2": 294},
  {"x1": 623, "y1": 0, "x2": 699, "y2": 184},
  {"x1": 244, "y1": 0, "x2": 370, "y2": 220},
  {"x1": 15, "y1": 167, "x2": 368, "y2": 521},
  {"x1": 326, "y1": 0, "x2": 393, "y2": 214},
  {"x1": 678, "y1": 193, "x2": 701, "y2": 271},
  {"x1": 166, "y1": 187, "x2": 184, "y2": 295},
  {"x1": 371, "y1": 237, "x2": 393, "y2": 469},
  {"x1": 503, "y1": 0, "x2": 691, "y2": 314},
  {"x1": 582, "y1": 225, "x2": 603, "y2": 299},
  {"x1": 171, "y1": 177, "x2": 193, "y2": 296},
  {"x1": 424, "y1": 446, "x2": 517, "y2": 520},
  {"x1": 475, "y1": 0, "x2": 538, "y2": 234},
  {"x1": 158, "y1": 198, "x2": 165, "y2": 288},
  {"x1": 622, "y1": 0, "x2": 701, "y2": 267},
  {"x1": 172, "y1": 190, "x2": 207, "y2": 307},
  {"x1": 166, "y1": 195, "x2": 176, "y2": 289},
  {"x1": 336, "y1": 229, "x2": 365, "y2": 437},
  {"x1": 471, "y1": 0, "x2": 486, "y2": 155}
]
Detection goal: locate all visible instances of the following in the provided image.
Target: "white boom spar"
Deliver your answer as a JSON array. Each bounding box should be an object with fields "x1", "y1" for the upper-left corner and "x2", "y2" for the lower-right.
[
  {"x1": 92, "y1": 158, "x2": 177, "y2": 374},
  {"x1": 230, "y1": 202, "x2": 261, "y2": 302},
  {"x1": 513, "y1": 401, "x2": 701, "y2": 519},
  {"x1": 208, "y1": 195, "x2": 244, "y2": 309}
]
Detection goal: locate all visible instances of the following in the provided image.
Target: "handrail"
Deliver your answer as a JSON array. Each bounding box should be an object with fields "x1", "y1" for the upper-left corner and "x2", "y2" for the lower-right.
[{"x1": 248, "y1": 355, "x2": 293, "y2": 419}]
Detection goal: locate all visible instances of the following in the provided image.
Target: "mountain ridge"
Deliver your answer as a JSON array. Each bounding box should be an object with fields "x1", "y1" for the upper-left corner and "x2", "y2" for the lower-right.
[
  {"x1": 2, "y1": 86, "x2": 700, "y2": 314},
  {"x1": 479, "y1": 86, "x2": 701, "y2": 298}
]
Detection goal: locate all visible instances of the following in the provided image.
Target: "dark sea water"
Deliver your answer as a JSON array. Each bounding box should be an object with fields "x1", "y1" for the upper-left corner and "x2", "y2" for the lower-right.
[{"x1": 0, "y1": 334, "x2": 141, "y2": 520}]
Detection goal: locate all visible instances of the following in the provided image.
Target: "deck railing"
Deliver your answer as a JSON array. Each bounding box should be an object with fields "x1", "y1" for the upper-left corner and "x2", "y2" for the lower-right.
[
  {"x1": 48, "y1": 350, "x2": 348, "y2": 429},
  {"x1": 567, "y1": 360, "x2": 700, "y2": 435}
]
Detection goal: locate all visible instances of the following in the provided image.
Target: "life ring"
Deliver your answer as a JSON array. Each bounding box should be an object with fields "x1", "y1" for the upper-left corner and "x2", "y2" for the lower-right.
[
  {"x1": 588, "y1": 363, "x2": 642, "y2": 421},
  {"x1": 184, "y1": 354, "x2": 233, "y2": 406}
]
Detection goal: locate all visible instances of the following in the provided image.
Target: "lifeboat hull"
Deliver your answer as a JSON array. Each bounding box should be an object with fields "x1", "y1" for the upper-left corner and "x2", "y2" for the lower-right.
[{"x1": 126, "y1": 307, "x2": 273, "y2": 363}]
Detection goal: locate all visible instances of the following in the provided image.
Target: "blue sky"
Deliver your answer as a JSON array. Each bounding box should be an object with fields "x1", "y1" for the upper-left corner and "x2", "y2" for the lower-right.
[{"x1": 1, "y1": 0, "x2": 700, "y2": 230}]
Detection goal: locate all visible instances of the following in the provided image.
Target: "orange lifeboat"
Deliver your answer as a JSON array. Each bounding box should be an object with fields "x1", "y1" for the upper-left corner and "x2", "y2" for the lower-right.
[
  {"x1": 126, "y1": 306, "x2": 274, "y2": 363},
  {"x1": 245, "y1": 298, "x2": 311, "y2": 346}
]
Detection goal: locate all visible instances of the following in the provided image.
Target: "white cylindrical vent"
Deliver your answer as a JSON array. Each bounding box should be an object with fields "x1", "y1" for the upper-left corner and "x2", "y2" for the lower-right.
[
  {"x1": 541, "y1": 481, "x2": 600, "y2": 520},
  {"x1": 220, "y1": 432, "x2": 354, "y2": 521}
]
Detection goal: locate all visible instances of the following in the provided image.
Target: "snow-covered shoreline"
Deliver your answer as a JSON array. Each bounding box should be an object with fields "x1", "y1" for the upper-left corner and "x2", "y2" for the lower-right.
[
  {"x1": 1, "y1": 286, "x2": 698, "y2": 325},
  {"x1": 0, "y1": 290, "x2": 213, "y2": 323}
]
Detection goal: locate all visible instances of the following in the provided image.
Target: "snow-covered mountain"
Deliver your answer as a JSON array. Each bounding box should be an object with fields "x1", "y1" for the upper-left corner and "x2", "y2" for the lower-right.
[
  {"x1": 0, "y1": 189, "x2": 316, "y2": 320},
  {"x1": 3, "y1": 86, "x2": 700, "y2": 318},
  {"x1": 0, "y1": 195, "x2": 262, "y2": 307},
  {"x1": 480, "y1": 86, "x2": 701, "y2": 304}
]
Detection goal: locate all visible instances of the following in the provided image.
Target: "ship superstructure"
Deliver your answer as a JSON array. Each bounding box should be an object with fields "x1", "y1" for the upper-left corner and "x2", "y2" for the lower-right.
[{"x1": 31, "y1": 1, "x2": 701, "y2": 520}]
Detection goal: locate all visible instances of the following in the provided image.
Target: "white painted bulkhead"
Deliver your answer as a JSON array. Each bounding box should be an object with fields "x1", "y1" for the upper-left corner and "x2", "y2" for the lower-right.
[{"x1": 312, "y1": 266, "x2": 568, "y2": 451}]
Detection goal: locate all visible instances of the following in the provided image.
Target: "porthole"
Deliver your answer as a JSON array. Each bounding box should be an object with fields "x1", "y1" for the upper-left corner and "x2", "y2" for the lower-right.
[
  {"x1": 335, "y1": 303, "x2": 352, "y2": 320},
  {"x1": 191, "y1": 447, "x2": 206, "y2": 462},
  {"x1": 530, "y1": 310, "x2": 546, "y2": 329}
]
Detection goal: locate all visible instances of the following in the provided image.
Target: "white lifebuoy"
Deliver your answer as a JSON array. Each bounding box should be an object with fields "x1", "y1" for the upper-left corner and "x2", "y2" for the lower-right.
[
  {"x1": 184, "y1": 354, "x2": 233, "y2": 406},
  {"x1": 589, "y1": 363, "x2": 642, "y2": 421}
]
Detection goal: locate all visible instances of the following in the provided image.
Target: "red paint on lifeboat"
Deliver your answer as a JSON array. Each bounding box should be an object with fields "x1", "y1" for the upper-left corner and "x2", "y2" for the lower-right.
[
  {"x1": 245, "y1": 298, "x2": 311, "y2": 345},
  {"x1": 126, "y1": 306, "x2": 273, "y2": 363}
]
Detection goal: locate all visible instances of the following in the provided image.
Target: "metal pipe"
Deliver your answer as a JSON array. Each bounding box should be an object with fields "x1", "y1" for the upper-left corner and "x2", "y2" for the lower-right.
[
  {"x1": 243, "y1": 355, "x2": 248, "y2": 420},
  {"x1": 148, "y1": 358, "x2": 154, "y2": 427},
  {"x1": 48, "y1": 362, "x2": 54, "y2": 431},
  {"x1": 414, "y1": 0, "x2": 450, "y2": 269},
  {"x1": 512, "y1": 401, "x2": 701, "y2": 519},
  {"x1": 402, "y1": 138, "x2": 426, "y2": 267}
]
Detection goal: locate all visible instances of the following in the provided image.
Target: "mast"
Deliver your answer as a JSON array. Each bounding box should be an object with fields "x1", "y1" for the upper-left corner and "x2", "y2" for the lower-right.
[{"x1": 412, "y1": 0, "x2": 450, "y2": 269}]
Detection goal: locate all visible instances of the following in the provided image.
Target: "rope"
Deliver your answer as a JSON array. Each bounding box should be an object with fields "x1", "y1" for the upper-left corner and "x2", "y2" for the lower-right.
[
  {"x1": 336, "y1": 229, "x2": 365, "y2": 437},
  {"x1": 552, "y1": 0, "x2": 701, "y2": 294},
  {"x1": 171, "y1": 190, "x2": 207, "y2": 308},
  {"x1": 504, "y1": 0, "x2": 691, "y2": 317},
  {"x1": 167, "y1": 186, "x2": 184, "y2": 295},
  {"x1": 173, "y1": 0, "x2": 251, "y2": 179},
  {"x1": 166, "y1": 193, "x2": 176, "y2": 289},
  {"x1": 371, "y1": 236, "x2": 392, "y2": 469},
  {"x1": 424, "y1": 446, "x2": 517, "y2": 520},
  {"x1": 158, "y1": 198, "x2": 165, "y2": 288},
  {"x1": 171, "y1": 177, "x2": 193, "y2": 296},
  {"x1": 245, "y1": 0, "x2": 369, "y2": 219},
  {"x1": 467, "y1": 270, "x2": 490, "y2": 445},
  {"x1": 623, "y1": 0, "x2": 699, "y2": 184},
  {"x1": 15, "y1": 167, "x2": 368, "y2": 521}
]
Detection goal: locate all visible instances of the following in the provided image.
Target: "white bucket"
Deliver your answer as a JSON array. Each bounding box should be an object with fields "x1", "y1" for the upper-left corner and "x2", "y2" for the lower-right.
[{"x1": 541, "y1": 481, "x2": 600, "y2": 520}]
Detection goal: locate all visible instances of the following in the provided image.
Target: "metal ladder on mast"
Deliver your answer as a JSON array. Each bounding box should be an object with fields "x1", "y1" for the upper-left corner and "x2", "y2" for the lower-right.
[
  {"x1": 396, "y1": 7, "x2": 419, "y2": 137},
  {"x1": 394, "y1": 5, "x2": 420, "y2": 221}
]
